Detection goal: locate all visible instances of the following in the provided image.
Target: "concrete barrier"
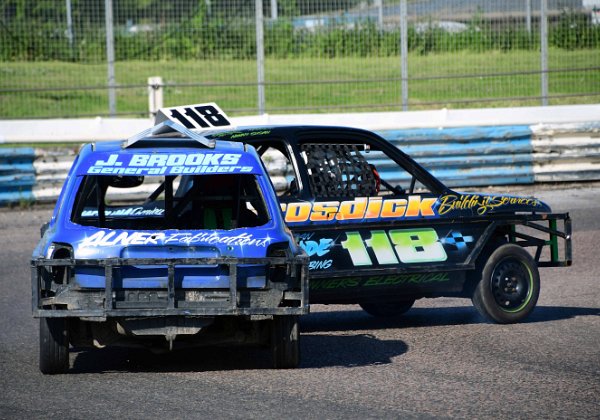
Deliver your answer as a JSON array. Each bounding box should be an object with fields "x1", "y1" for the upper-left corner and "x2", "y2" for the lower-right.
[
  {"x1": 1, "y1": 104, "x2": 599, "y2": 143},
  {"x1": 531, "y1": 122, "x2": 600, "y2": 183}
]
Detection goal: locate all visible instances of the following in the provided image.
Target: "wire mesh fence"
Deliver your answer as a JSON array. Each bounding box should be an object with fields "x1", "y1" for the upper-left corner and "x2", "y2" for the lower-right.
[{"x1": 1, "y1": 0, "x2": 599, "y2": 119}]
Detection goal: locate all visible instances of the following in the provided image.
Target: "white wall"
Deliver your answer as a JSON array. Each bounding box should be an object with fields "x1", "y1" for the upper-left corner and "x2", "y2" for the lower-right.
[{"x1": 1, "y1": 104, "x2": 599, "y2": 143}]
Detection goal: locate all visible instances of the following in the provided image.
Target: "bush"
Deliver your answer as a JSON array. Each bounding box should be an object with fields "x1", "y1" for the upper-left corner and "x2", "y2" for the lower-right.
[
  {"x1": 1, "y1": 11, "x2": 599, "y2": 62},
  {"x1": 551, "y1": 9, "x2": 600, "y2": 49}
]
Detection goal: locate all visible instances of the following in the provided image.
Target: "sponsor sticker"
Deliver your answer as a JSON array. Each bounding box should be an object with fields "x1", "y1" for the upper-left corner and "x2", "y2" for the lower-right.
[
  {"x1": 80, "y1": 152, "x2": 257, "y2": 176},
  {"x1": 79, "y1": 230, "x2": 272, "y2": 248},
  {"x1": 281, "y1": 195, "x2": 437, "y2": 224}
]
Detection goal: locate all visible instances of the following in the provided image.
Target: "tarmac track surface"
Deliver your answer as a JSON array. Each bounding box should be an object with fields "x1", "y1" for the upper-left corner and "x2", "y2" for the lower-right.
[{"x1": 0, "y1": 183, "x2": 598, "y2": 419}]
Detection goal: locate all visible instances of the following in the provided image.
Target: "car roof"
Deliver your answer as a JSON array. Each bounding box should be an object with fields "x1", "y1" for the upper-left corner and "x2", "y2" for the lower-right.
[
  {"x1": 75, "y1": 123, "x2": 264, "y2": 177},
  {"x1": 205, "y1": 125, "x2": 379, "y2": 141},
  {"x1": 89, "y1": 124, "x2": 387, "y2": 154}
]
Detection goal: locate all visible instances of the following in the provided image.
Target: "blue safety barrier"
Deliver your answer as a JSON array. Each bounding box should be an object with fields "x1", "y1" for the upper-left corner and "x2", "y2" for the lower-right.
[
  {"x1": 376, "y1": 126, "x2": 534, "y2": 188},
  {"x1": 0, "y1": 148, "x2": 36, "y2": 205}
]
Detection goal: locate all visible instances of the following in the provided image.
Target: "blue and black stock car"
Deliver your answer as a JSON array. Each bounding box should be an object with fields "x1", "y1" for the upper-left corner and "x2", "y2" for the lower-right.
[
  {"x1": 32, "y1": 103, "x2": 572, "y2": 374},
  {"x1": 207, "y1": 119, "x2": 571, "y2": 323}
]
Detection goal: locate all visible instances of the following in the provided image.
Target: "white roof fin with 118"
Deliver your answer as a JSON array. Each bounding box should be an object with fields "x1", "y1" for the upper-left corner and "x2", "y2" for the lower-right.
[
  {"x1": 155, "y1": 103, "x2": 233, "y2": 131},
  {"x1": 124, "y1": 103, "x2": 234, "y2": 149}
]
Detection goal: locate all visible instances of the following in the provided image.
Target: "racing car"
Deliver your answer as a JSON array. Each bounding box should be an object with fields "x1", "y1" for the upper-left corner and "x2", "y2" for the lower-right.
[
  {"x1": 194, "y1": 105, "x2": 571, "y2": 324},
  {"x1": 32, "y1": 103, "x2": 572, "y2": 373},
  {"x1": 32, "y1": 105, "x2": 308, "y2": 374}
]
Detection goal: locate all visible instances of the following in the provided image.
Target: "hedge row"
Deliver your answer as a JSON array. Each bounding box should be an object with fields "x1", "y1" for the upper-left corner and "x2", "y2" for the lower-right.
[{"x1": 1, "y1": 12, "x2": 599, "y2": 61}]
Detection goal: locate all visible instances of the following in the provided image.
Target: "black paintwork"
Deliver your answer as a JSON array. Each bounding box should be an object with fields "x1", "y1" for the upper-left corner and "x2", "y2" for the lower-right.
[{"x1": 209, "y1": 125, "x2": 572, "y2": 305}]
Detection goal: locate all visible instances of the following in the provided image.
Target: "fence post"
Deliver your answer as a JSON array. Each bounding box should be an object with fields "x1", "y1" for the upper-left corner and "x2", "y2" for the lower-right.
[
  {"x1": 255, "y1": 0, "x2": 266, "y2": 115},
  {"x1": 148, "y1": 77, "x2": 163, "y2": 120},
  {"x1": 526, "y1": 0, "x2": 532, "y2": 35},
  {"x1": 540, "y1": 0, "x2": 549, "y2": 106},
  {"x1": 65, "y1": 0, "x2": 74, "y2": 56},
  {"x1": 400, "y1": 0, "x2": 408, "y2": 111},
  {"x1": 270, "y1": 0, "x2": 278, "y2": 20},
  {"x1": 376, "y1": 0, "x2": 383, "y2": 29},
  {"x1": 104, "y1": 0, "x2": 116, "y2": 116}
]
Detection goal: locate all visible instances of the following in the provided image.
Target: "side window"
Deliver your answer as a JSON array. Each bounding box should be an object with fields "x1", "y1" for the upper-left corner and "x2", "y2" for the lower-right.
[
  {"x1": 300, "y1": 142, "x2": 431, "y2": 199},
  {"x1": 361, "y1": 148, "x2": 431, "y2": 196},
  {"x1": 255, "y1": 143, "x2": 299, "y2": 198}
]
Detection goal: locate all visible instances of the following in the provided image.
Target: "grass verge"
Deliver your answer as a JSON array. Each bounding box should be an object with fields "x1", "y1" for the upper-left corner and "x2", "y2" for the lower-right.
[{"x1": 0, "y1": 48, "x2": 598, "y2": 118}]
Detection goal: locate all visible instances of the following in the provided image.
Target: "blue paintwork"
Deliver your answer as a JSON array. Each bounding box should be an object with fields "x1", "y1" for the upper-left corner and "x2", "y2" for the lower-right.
[{"x1": 33, "y1": 139, "x2": 297, "y2": 290}]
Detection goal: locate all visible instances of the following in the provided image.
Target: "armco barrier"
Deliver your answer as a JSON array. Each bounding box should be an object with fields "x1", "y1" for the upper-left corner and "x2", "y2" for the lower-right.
[{"x1": 0, "y1": 122, "x2": 598, "y2": 206}]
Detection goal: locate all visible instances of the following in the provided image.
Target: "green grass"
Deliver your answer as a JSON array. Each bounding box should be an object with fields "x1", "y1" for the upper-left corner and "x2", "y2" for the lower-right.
[{"x1": 1, "y1": 48, "x2": 598, "y2": 119}]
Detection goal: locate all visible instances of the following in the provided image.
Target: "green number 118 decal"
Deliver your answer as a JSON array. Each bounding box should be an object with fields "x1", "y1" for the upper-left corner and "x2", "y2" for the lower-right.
[{"x1": 341, "y1": 228, "x2": 447, "y2": 266}]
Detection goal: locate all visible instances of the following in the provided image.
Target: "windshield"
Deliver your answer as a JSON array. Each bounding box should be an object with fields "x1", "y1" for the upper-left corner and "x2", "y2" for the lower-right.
[{"x1": 71, "y1": 174, "x2": 270, "y2": 230}]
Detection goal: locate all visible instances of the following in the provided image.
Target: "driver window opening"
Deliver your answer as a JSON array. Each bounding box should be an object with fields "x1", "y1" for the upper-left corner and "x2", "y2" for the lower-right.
[{"x1": 255, "y1": 143, "x2": 299, "y2": 198}]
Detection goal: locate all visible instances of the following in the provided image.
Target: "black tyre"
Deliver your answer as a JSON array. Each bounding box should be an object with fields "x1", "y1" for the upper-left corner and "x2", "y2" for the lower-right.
[
  {"x1": 39, "y1": 317, "x2": 69, "y2": 374},
  {"x1": 472, "y1": 244, "x2": 540, "y2": 324},
  {"x1": 359, "y1": 299, "x2": 415, "y2": 318},
  {"x1": 271, "y1": 315, "x2": 300, "y2": 369}
]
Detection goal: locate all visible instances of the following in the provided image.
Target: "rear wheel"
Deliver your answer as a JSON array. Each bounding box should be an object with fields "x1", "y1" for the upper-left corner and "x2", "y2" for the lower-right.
[
  {"x1": 39, "y1": 317, "x2": 69, "y2": 374},
  {"x1": 359, "y1": 299, "x2": 415, "y2": 318},
  {"x1": 472, "y1": 244, "x2": 540, "y2": 324},
  {"x1": 271, "y1": 315, "x2": 300, "y2": 369}
]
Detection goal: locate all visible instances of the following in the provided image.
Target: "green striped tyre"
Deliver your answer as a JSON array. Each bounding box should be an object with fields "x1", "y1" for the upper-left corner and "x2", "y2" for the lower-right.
[{"x1": 472, "y1": 244, "x2": 540, "y2": 324}]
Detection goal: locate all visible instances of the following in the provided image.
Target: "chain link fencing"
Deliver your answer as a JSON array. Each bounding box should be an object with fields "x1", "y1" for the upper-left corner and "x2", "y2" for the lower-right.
[{"x1": 1, "y1": 0, "x2": 599, "y2": 119}]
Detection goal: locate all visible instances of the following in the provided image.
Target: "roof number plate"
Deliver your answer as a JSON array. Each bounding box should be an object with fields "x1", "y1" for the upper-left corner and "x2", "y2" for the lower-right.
[{"x1": 155, "y1": 103, "x2": 233, "y2": 131}]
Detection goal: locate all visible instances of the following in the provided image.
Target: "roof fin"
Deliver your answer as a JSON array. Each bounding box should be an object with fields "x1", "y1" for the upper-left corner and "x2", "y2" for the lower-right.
[{"x1": 154, "y1": 103, "x2": 233, "y2": 131}]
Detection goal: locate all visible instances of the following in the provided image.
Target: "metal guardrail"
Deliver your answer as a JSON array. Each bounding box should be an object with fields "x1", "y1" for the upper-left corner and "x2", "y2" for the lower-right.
[{"x1": 1, "y1": 122, "x2": 598, "y2": 206}]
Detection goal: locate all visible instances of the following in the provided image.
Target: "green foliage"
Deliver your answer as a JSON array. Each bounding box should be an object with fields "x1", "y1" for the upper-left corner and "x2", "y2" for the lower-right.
[
  {"x1": 1, "y1": 3, "x2": 599, "y2": 62},
  {"x1": 551, "y1": 9, "x2": 600, "y2": 49}
]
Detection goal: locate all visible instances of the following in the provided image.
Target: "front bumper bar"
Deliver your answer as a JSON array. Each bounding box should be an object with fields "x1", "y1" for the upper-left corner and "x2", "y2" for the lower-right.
[{"x1": 32, "y1": 255, "x2": 309, "y2": 319}]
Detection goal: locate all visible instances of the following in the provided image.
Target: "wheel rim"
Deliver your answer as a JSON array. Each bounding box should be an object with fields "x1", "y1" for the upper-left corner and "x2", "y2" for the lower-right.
[{"x1": 490, "y1": 257, "x2": 534, "y2": 313}]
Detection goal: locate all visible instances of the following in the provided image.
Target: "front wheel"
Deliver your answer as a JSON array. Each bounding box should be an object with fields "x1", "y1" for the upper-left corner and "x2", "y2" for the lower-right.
[
  {"x1": 39, "y1": 317, "x2": 69, "y2": 374},
  {"x1": 472, "y1": 244, "x2": 540, "y2": 324},
  {"x1": 271, "y1": 315, "x2": 300, "y2": 369},
  {"x1": 359, "y1": 299, "x2": 415, "y2": 318}
]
